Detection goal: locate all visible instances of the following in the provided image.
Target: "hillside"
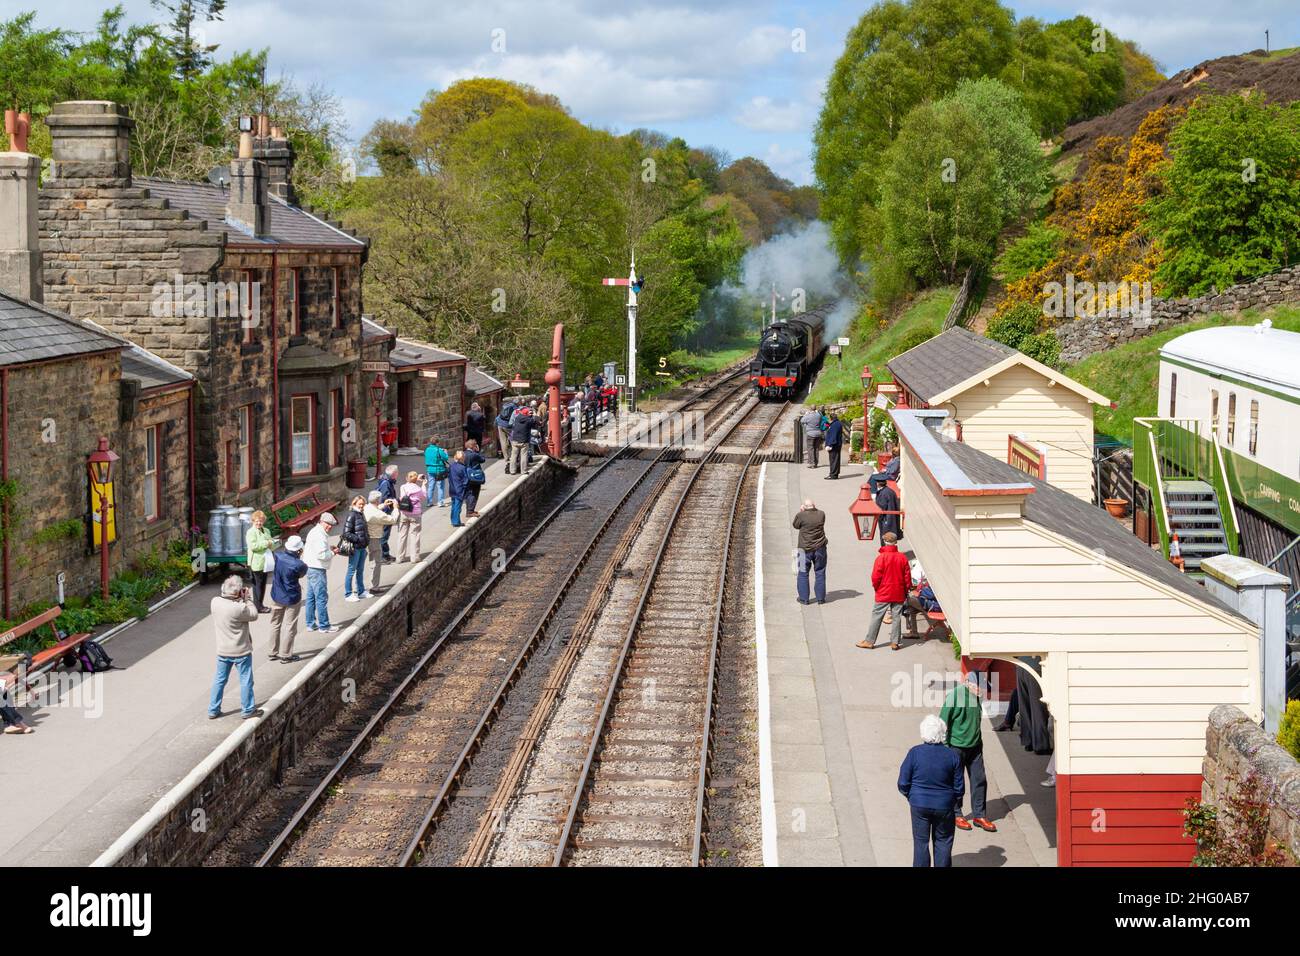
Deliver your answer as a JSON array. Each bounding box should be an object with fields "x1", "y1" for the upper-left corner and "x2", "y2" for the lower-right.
[{"x1": 1059, "y1": 47, "x2": 1300, "y2": 176}]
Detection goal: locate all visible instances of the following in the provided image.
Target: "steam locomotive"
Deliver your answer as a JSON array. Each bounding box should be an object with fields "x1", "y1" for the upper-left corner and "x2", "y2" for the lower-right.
[{"x1": 749, "y1": 303, "x2": 829, "y2": 399}]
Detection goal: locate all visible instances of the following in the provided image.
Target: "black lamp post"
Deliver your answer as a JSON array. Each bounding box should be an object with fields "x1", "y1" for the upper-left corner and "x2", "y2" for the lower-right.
[
  {"x1": 87, "y1": 436, "x2": 119, "y2": 600},
  {"x1": 369, "y1": 374, "x2": 388, "y2": 480}
]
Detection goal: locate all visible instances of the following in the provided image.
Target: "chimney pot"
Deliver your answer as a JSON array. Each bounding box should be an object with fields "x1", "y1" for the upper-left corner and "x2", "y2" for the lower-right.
[
  {"x1": 0, "y1": 152, "x2": 44, "y2": 302},
  {"x1": 227, "y1": 157, "x2": 269, "y2": 237}
]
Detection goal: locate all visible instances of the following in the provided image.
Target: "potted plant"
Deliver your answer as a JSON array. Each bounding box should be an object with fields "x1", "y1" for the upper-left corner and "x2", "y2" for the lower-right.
[{"x1": 1103, "y1": 497, "x2": 1128, "y2": 518}]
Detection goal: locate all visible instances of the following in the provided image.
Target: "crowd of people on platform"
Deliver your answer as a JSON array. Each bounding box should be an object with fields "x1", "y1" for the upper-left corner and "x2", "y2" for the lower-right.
[{"x1": 798, "y1": 406, "x2": 845, "y2": 479}]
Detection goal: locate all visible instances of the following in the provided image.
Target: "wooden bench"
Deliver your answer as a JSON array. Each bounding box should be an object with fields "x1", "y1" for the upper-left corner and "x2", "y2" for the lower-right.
[
  {"x1": 0, "y1": 606, "x2": 94, "y2": 695},
  {"x1": 267, "y1": 484, "x2": 333, "y2": 537},
  {"x1": 907, "y1": 585, "x2": 948, "y2": 640},
  {"x1": 853, "y1": 479, "x2": 904, "y2": 541}
]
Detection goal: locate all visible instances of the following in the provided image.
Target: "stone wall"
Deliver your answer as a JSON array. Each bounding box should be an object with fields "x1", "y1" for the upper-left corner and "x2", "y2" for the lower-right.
[
  {"x1": 106, "y1": 459, "x2": 570, "y2": 865},
  {"x1": 1202, "y1": 704, "x2": 1300, "y2": 862},
  {"x1": 1055, "y1": 266, "x2": 1300, "y2": 366},
  {"x1": 2, "y1": 357, "x2": 191, "y2": 615}
]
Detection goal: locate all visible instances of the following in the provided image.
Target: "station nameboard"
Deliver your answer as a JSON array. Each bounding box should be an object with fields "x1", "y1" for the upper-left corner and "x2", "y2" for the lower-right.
[
  {"x1": 361, "y1": 361, "x2": 390, "y2": 373},
  {"x1": 1007, "y1": 434, "x2": 1047, "y2": 480},
  {"x1": 838, "y1": 337, "x2": 850, "y2": 347},
  {"x1": 509, "y1": 378, "x2": 530, "y2": 389}
]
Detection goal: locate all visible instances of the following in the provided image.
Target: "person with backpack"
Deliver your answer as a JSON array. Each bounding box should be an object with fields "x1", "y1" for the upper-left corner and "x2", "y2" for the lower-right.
[
  {"x1": 208, "y1": 575, "x2": 262, "y2": 719},
  {"x1": 341, "y1": 495, "x2": 371, "y2": 601},
  {"x1": 377, "y1": 464, "x2": 400, "y2": 562},
  {"x1": 463, "y1": 439, "x2": 487, "y2": 519},
  {"x1": 268, "y1": 535, "x2": 307, "y2": 663},
  {"x1": 425, "y1": 437, "x2": 451, "y2": 507},
  {"x1": 394, "y1": 471, "x2": 426, "y2": 562},
  {"x1": 448, "y1": 450, "x2": 469, "y2": 528},
  {"x1": 364, "y1": 490, "x2": 398, "y2": 593},
  {"x1": 496, "y1": 401, "x2": 518, "y2": 467}
]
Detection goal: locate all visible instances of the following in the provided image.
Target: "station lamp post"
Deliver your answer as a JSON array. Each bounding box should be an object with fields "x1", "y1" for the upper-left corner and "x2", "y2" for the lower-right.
[
  {"x1": 860, "y1": 366, "x2": 873, "y2": 456},
  {"x1": 369, "y1": 373, "x2": 388, "y2": 480},
  {"x1": 87, "y1": 436, "x2": 119, "y2": 600}
]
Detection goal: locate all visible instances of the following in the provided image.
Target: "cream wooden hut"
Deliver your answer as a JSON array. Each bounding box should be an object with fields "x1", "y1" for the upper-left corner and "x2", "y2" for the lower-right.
[
  {"x1": 892, "y1": 408, "x2": 1261, "y2": 866},
  {"x1": 888, "y1": 328, "x2": 1110, "y2": 501}
]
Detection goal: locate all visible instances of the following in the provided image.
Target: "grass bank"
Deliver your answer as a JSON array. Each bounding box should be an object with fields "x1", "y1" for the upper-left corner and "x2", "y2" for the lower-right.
[
  {"x1": 1066, "y1": 305, "x2": 1300, "y2": 444},
  {"x1": 807, "y1": 287, "x2": 957, "y2": 406}
]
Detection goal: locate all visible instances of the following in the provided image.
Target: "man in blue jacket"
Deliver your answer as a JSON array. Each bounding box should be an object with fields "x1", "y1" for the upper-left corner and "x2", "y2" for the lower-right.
[
  {"x1": 377, "y1": 465, "x2": 400, "y2": 561},
  {"x1": 495, "y1": 401, "x2": 517, "y2": 466},
  {"x1": 268, "y1": 535, "x2": 308, "y2": 663},
  {"x1": 823, "y1": 412, "x2": 845, "y2": 479}
]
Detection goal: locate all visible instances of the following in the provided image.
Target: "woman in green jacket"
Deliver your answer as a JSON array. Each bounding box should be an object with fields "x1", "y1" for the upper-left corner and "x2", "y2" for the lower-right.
[{"x1": 245, "y1": 510, "x2": 276, "y2": 613}]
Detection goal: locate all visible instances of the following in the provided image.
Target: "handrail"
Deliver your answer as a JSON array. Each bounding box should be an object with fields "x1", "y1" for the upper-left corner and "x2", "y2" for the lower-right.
[
  {"x1": 1268, "y1": 535, "x2": 1300, "y2": 570},
  {"x1": 1145, "y1": 428, "x2": 1171, "y2": 543},
  {"x1": 1210, "y1": 432, "x2": 1240, "y2": 554}
]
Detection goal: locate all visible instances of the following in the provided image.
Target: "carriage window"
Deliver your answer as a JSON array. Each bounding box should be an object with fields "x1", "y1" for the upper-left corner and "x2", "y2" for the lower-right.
[
  {"x1": 1168, "y1": 372, "x2": 1176, "y2": 418},
  {"x1": 1249, "y1": 400, "x2": 1259, "y2": 456},
  {"x1": 1210, "y1": 389, "x2": 1219, "y2": 439},
  {"x1": 1226, "y1": 392, "x2": 1236, "y2": 446}
]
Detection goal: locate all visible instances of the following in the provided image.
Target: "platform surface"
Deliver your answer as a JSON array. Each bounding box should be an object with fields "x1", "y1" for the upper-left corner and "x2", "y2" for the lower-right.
[
  {"x1": 758, "y1": 451, "x2": 1058, "y2": 867},
  {"x1": 0, "y1": 454, "x2": 536, "y2": 866}
]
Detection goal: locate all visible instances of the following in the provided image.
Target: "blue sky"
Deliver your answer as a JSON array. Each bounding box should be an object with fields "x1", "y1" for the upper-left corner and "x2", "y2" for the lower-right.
[{"x1": 29, "y1": 0, "x2": 1300, "y2": 184}]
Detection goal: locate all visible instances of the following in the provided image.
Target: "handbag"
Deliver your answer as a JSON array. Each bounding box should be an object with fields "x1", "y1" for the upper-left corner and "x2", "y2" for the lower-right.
[
  {"x1": 263, "y1": 549, "x2": 276, "y2": 574},
  {"x1": 467, "y1": 464, "x2": 486, "y2": 484}
]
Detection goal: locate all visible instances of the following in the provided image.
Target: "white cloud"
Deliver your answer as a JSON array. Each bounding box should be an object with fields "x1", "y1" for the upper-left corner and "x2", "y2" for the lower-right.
[
  {"x1": 763, "y1": 142, "x2": 811, "y2": 185},
  {"x1": 734, "y1": 95, "x2": 814, "y2": 133}
]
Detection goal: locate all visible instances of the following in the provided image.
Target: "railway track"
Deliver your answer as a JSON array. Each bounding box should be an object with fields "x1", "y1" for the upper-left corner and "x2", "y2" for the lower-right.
[
  {"x1": 532, "y1": 397, "x2": 786, "y2": 866},
  {"x1": 251, "y1": 371, "x2": 751, "y2": 867}
]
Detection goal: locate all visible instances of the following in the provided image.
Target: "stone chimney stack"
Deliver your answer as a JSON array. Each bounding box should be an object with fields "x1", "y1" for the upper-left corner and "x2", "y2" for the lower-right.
[
  {"x1": 227, "y1": 131, "x2": 269, "y2": 236},
  {"x1": 254, "y1": 126, "x2": 297, "y2": 205},
  {"x1": 44, "y1": 101, "x2": 134, "y2": 185},
  {"x1": 0, "y1": 151, "x2": 44, "y2": 303}
]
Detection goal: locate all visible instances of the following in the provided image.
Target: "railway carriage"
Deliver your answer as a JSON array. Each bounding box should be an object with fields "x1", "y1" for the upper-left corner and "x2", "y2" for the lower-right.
[{"x1": 749, "y1": 303, "x2": 829, "y2": 399}]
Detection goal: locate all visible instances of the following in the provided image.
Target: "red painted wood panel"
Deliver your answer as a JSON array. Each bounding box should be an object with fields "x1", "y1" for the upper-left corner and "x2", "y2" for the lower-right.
[
  {"x1": 1057, "y1": 774, "x2": 1200, "y2": 867},
  {"x1": 1073, "y1": 843, "x2": 1196, "y2": 863},
  {"x1": 1069, "y1": 808, "x2": 1186, "y2": 827}
]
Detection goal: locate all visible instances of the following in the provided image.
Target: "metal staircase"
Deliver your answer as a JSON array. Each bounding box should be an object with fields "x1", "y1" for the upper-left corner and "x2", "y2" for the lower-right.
[{"x1": 1165, "y1": 480, "x2": 1230, "y2": 576}]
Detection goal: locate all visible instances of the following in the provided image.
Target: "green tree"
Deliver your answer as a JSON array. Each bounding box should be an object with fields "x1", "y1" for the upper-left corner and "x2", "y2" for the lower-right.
[
  {"x1": 1146, "y1": 93, "x2": 1300, "y2": 295},
  {"x1": 950, "y1": 78, "x2": 1047, "y2": 219},
  {"x1": 150, "y1": 0, "x2": 226, "y2": 80},
  {"x1": 0, "y1": 12, "x2": 69, "y2": 115}
]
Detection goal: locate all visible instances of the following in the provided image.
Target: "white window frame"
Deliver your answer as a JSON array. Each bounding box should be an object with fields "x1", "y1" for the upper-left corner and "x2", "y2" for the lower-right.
[
  {"x1": 238, "y1": 405, "x2": 253, "y2": 491},
  {"x1": 291, "y1": 394, "x2": 315, "y2": 476},
  {"x1": 143, "y1": 425, "x2": 160, "y2": 522}
]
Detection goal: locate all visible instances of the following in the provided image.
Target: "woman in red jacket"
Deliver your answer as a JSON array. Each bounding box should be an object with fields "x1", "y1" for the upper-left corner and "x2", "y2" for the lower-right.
[{"x1": 857, "y1": 531, "x2": 912, "y2": 651}]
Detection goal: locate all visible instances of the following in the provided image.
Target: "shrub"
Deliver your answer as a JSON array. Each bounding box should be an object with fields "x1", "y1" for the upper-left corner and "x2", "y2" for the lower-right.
[
  {"x1": 1020, "y1": 330, "x2": 1061, "y2": 369},
  {"x1": 986, "y1": 301, "x2": 1040, "y2": 350},
  {"x1": 1278, "y1": 700, "x2": 1300, "y2": 761},
  {"x1": 1184, "y1": 769, "x2": 1292, "y2": 866},
  {"x1": 996, "y1": 222, "x2": 1062, "y2": 284},
  {"x1": 893, "y1": 323, "x2": 938, "y2": 358}
]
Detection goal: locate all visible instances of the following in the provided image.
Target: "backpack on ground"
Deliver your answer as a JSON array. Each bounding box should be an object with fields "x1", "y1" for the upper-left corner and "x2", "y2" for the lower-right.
[{"x1": 64, "y1": 638, "x2": 113, "y2": 673}]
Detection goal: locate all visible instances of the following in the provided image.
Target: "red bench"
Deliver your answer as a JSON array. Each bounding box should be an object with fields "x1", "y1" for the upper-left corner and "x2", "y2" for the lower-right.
[
  {"x1": 851, "y1": 479, "x2": 904, "y2": 540},
  {"x1": 906, "y1": 585, "x2": 949, "y2": 640},
  {"x1": 267, "y1": 484, "x2": 334, "y2": 537},
  {"x1": 0, "y1": 606, "x2": 94, "y2": 696}
]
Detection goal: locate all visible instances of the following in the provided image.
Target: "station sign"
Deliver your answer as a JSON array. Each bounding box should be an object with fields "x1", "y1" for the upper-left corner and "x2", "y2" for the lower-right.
[
  {"x1": 509, "y1": 378, "x2": 530, "y2": 389},
  {"x1": 361, "y1": 361, "x2": 390, "y2": 373},
  {"x1": 874, "y1": 393, "x2": 891, "y2": 410},
  {"x1": 615, "y1": 375, "x2": 627, "y2": 386},
  {"x1": 829, "y1": 344, "x2": 841, "y2": 355},
  {"x1": 838, "y1": 337, "x2": 850, "y2": 347}
]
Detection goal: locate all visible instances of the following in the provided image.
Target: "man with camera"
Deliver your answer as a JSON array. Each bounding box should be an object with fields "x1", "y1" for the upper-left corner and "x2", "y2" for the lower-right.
[{"x1": 208, "y1": 574, "x2": 263, "y2": 720}]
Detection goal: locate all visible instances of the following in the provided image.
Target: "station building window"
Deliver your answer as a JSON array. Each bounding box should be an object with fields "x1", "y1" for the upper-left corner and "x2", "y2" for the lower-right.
[
  {"x1": 143, "y1": 425, "x2": 161, "y2": 522},
  {"x1": 291, "y1": 394, "x2": 315, "y2": 476},
  {"x1": 1249, "y1": 399, "x2": 1259, "y2": 457},
  {"x1": 1168, "y1": 371, "x2": 1177, "y2": 418},
  {"x1": 1210, "y1": 389, "x2": 1219, "y2": 439},
  {"x1": 1227, "y1": 392, "x2": 1236, "y2": 446}
]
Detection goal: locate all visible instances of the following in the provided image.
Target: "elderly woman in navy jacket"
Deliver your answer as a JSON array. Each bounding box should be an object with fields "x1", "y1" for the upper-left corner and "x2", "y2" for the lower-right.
[{"x1": 898, "y1": 714, "x2": 964, "y2": 867}]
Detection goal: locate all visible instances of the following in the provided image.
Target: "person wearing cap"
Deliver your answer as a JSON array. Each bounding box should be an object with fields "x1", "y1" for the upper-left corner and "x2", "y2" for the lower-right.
[
  {"x1": 941, "y1": 672, "x2": 997, "y2": 833},
  {"x1": 303, "y1": 512, "x2": 339, "y2": 634},
  {"x1": 269, "y1": 535, "x2": 308, "y2": 663},
  {"x1": 857, "y1": 530, "x2": 912, "y2": 650},
  {"x1": 209, "y1": 575, "x2": 262, "y2": 719},
  {"x1": 364, "y1": 489, "x2": 399, "y2": 593}
]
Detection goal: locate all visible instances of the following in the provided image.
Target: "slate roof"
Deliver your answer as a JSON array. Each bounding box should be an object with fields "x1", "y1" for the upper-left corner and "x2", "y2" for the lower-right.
[
  {"x1": 887, "y1": 327, "x2": 1016, "y2": 404},
  {"x1": 940, "y1": 433, "x2": 1246, "y2": 619},
  {"x1": 466, "y1": 365, "x2": 504, "y2": 394},
  {"x1": 389, "y1": 337, "x2": 466, "y2": 368},
  {"x1": 0, "y1": 292, "x2": 123, "y2": 367},
  {"x1": 361, "y1": 316, "x2": 394, "y2": 345},
  {"x1": 79, "y1": 318, "x2": 193, "y2": 390},
  {"x1": 137, "y1": 177, "x2": 366, "y2": 248}
]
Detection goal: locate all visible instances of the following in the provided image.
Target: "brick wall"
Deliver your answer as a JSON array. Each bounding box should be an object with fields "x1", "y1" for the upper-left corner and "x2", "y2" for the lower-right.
[
  {"x1": 1203, "y1": 704, "x2": 1300, "y2": 862},
  {"x1": 1055, "y1": 265, "x2": 1300, "y2": 366},
  {"x1": 106, "y1": 460, "x2": 571, "y2": 865}
]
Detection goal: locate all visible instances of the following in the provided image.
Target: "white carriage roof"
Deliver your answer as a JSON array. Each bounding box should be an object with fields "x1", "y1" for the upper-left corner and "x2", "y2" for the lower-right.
[{"x1": 1161, "y1": 323, "x2": 1300, "y2": 400}]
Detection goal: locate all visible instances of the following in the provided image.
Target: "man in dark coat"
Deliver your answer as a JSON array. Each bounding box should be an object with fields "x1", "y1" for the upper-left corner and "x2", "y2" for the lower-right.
[
  {"x1": 823, "y1": 413, "x2": 845, "y2": 479},
  {"x1": 1016, "y1": 656, "x2": 1053, "y2": 755},
  {"x1": 463, "y1": 402, "x2": 487, "y2": 445},
  {"x1": 875, "y1": 481, "x2": 901, "y2": 541}
]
